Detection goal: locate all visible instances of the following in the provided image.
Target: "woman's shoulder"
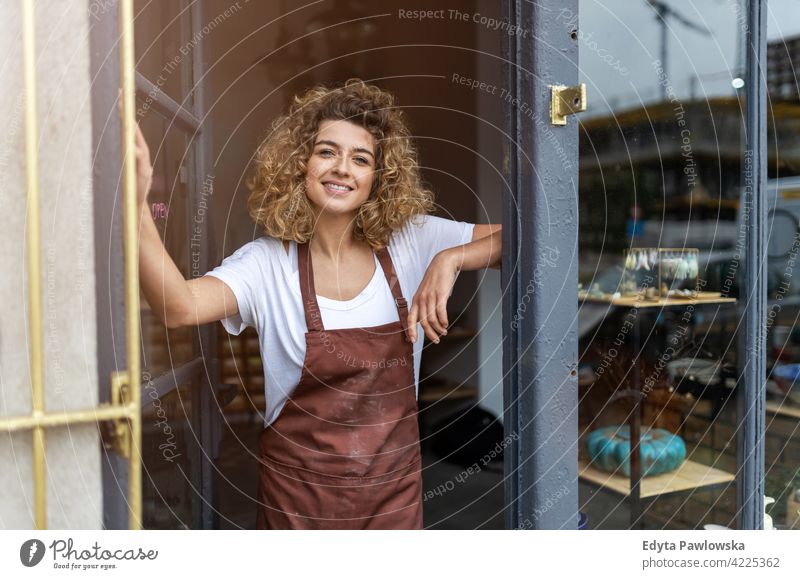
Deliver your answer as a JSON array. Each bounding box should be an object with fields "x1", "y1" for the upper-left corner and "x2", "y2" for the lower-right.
[
  {"x1": 218, "y1": 235, "x2": 286, "y2": 268},
  {"x1": 386, "y1": 214, "x2": 441, "y2": 264},
  {"x1": 389, "y1": 213, "x2": 467, "y2": 246},
  {"x1": 390, "y1": 213, "x2": 434, "y2": 241}
]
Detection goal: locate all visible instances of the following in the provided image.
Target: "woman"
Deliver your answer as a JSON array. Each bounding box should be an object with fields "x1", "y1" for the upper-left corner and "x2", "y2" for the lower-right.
[{"x1": 136, "y1": 78, "x2": 501, "y2": 529}]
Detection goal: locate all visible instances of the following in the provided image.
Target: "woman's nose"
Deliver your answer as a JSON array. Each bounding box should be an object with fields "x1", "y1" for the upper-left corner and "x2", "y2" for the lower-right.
[{"x1": 333, "y1": 155, "x2": 350, "y2": 175}]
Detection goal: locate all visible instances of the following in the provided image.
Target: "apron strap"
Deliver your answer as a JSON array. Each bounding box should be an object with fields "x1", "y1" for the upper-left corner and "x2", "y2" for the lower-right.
[
  {"x1": 376, "y1": 247, "x2": 411, "y2": 342},
  {"x1": 297, "y1": 242, "x2": 324, "y2": 332},
  {"x1": 298, "y1": 242, "x2": 411, "y2": 340}
]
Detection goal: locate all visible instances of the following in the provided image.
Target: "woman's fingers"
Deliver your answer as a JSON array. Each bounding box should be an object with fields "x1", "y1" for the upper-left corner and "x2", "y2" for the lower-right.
[
  {"x1": 134, "y1": 123, "x2": 149, "y2": 156},
  {"x1": 436, "y1": 298, "x2": 449, "y2": 334},
  {"x1": 418, "y1": 300, "x2": 443, "y2": 343},
  {"x1": 410, "y1": 298, "x2": 439, "y2": 344},
  {"x1": 419, "y1": 310, "x2": 437, "y2": 343},
  {"x1": 409, "y1": 255, "x2": 456, "y2": 344},
  {"x1": 407, "y1": 303, "x2": 418, "y2": 343},
  {"x1": 426, "y1": 296, "x2": 446, "y2": 336},
  {"x1": 117, "y1": 89, "x2": 153, "y2": 207},
  {"x1": 414, "y1": 299, "x2": 432, "y2": 343},
  {"x1": 132, "y1": 123, "x2": 153, "y2": 206}
]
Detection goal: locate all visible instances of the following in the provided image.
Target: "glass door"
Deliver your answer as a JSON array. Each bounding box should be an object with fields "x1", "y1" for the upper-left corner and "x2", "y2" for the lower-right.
[
  {"x1": 132, "y1": 0, "x2": 221, "y2": 529},
  {"x1": 574, "y1": 0, "x2": 779, "y2": 529}
]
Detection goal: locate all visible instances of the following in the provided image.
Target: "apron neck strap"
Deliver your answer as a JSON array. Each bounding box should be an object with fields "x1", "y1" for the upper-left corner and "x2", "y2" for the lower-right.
[
  {"x1": 297, "y1": 241, "x2": 324, "y2": 332},
  {"x1": 297, "y1": 242, "x2": 411, "y2": 340},
  {"x1": 375, "y1": 247, "x2": 411, "y2": 342}
]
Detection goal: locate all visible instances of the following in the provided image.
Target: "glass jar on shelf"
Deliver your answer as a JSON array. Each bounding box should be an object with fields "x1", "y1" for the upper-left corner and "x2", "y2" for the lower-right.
[
  {"x1": 657, "y1": 248, "x2": 699, "y2": 298},
  {"x1": 622, "y1": 247, "x2": 700, "y2": 298},
  {"x1": 622, "y1": 248, "x2": 659, "y2": 298}
]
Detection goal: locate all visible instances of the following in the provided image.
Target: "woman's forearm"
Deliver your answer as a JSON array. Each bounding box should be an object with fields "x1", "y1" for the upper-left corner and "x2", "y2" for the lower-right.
[
  {"x1": 138, "y1": 203, "x2": 192, "y2": 328},
  {"x1": 441, "y1": 227, "x2": 502, "y2": 272}
]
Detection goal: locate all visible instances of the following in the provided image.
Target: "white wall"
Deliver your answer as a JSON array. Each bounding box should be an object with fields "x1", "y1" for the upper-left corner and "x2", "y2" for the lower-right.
[{"x1": 0, "y1": 0, "x2": 101, "y2": 529}]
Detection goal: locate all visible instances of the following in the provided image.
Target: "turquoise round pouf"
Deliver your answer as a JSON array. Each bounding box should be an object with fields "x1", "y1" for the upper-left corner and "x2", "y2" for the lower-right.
[{"x1": 586, "y1": 425, "x2": 686, "y2": 477}]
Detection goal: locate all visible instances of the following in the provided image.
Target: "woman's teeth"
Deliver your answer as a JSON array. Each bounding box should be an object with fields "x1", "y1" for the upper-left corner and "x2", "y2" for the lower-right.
[{"x1": 324, "y1": 182, "x2": 351, "y2": 193}]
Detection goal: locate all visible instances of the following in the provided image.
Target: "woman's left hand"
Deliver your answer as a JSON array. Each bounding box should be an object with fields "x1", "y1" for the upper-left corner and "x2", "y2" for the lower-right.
[{"x1": 407, "y1": 250, "x2": 460, "y2": 343}]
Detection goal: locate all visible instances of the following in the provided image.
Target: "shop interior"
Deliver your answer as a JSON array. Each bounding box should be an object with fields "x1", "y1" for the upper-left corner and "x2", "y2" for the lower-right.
[{"x1": 134, "y1": 0, "x2": 508, "y2": 529}]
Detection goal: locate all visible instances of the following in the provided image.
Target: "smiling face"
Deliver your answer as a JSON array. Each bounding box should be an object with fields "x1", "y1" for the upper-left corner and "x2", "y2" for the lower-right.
[{"x1": 304, "y1": 119, "x2": 377, "y2": 218}]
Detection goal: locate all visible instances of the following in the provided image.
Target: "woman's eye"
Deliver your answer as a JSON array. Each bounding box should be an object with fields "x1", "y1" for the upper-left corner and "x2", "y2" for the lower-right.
[{"x1": 354, "y1": 157, "x2": 369, "y2": 165}]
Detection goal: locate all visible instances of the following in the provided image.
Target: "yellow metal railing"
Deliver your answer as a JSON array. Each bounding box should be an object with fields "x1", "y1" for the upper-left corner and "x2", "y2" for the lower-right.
[
  {"x1": 119, "y1": 0, "x2": 143, "y2": 532},
  {"x1": 20, "y1": 0, "x2": 46, "y2": 531},
  {"x1": 0, "y1": 0, "x2": 142, "y2": 530}
]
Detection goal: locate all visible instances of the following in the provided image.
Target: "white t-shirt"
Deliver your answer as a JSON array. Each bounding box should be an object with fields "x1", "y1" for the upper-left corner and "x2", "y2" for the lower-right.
[{"x1": 205, "y1": 214, "x2": 475, "y2": 427}]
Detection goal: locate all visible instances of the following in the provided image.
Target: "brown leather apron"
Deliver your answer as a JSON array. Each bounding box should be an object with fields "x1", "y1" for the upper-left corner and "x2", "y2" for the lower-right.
[{"x1": 255, "y1": 241, "x2": 423, "y2": 529}]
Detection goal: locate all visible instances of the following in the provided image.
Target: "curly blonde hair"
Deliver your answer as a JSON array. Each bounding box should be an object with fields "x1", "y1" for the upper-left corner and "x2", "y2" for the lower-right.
[{"x1": 246, "y1": 78, "x2": 435, "y2": 249}]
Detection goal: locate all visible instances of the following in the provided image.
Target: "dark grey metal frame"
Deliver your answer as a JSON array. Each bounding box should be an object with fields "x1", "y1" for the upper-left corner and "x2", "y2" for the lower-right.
[
  {"x1": 737, "y1": 0, "x2": 767, "y2": 531},
  {"x1": 89, "y1": 0, "x2": 128, "y2": 530},
  {"x1": 188, "y1": 0, "x2": 221, "y2": 530},
  {"x1": 501, "y1": 0, "x2": 768, "y2": 530},
  {"x1": 501, "y1": 0, "x2": 580, "y2": 530}
]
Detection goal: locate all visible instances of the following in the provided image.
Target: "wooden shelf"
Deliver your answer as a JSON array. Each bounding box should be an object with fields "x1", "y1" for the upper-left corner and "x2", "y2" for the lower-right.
[
  {"x1": 578, "y1": 458, "x2": 735, "y2": 498},
  {"x1": 580, "y1": 291, "x2": 736, "y2": 309},
  {"x1": 766, "y1": 400, "x2": 800, "y2": 420}
]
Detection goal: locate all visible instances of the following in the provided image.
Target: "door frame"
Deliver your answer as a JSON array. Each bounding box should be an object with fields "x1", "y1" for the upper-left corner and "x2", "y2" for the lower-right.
[
  {"x1": 737, "y1": 0, "x2": 767, "y2": 530},
  {"x1": 500, "y1": 0, "x2": 768, "y2": 530},
  {"x1": 501, "y1": 0, "x2": 581, "y2": 530},
  {"x1": 90, "y1": 0, "x2": 221, "y2": 529},
  {"x1": 88, "y1": 0, "x2": 129, "y2": 530}
]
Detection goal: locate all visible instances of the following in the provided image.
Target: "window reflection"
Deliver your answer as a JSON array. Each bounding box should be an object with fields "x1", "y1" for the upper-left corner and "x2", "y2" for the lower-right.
[{"x1": 578, "y1": 0, "x2": 800, "y2": 529}]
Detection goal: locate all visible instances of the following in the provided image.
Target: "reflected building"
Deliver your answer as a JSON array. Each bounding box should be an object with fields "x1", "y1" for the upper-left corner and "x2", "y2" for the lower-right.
[{"x1": 579, "y1": 55, "x2": 800, "y2": 254}]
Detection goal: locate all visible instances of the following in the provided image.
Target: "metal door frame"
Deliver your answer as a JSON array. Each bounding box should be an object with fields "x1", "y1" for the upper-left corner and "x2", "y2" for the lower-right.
[
  {"x1": 89, "y1": 0, "x2": 133, "y2": 531},
  {"x1": 737, "y1": 0, "x2": 767, "y2": 530},
  {"x1": 89, "y1": 0, "x2": 220, "y2": 529},
  {"x1": 501, "y1": 0, "x2": 581, "y2": 530},
  {"x1": 501, "y1": 0, "x2": 768, "y2": 530}
]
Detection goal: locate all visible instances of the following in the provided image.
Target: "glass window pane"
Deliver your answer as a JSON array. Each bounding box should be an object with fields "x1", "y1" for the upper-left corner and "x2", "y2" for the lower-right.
[
  {"x1": 578, "y1": 0, "x2": 746, "y2": 529},
  {"x1": 134, "y1": 0, "x2": 193, "y2": 106},
  {"x1": 141, "y1": 378, "x2": 194, "y2": 529}
]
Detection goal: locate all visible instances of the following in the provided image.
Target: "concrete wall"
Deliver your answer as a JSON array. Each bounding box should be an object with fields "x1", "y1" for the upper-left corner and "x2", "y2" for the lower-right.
[{"x1": 0, "y1": 0, "x2": 102, "y2": 529}]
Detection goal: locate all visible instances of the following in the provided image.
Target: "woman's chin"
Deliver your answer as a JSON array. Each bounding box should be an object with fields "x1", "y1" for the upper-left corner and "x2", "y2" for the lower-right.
[{"x1": 308, "y1": 199, "x2": 360, "y2": 219}]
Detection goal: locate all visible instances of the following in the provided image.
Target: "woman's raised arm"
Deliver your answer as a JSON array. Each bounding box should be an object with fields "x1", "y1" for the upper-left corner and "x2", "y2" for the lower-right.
[{"x1": 135, "y1": 122, "x2": 237, "y2": 328}]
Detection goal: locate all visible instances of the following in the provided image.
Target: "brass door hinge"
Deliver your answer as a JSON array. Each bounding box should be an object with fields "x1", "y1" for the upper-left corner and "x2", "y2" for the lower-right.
[{"x1": 550, "y1": 84, "x2": 587, "y2": 125}]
